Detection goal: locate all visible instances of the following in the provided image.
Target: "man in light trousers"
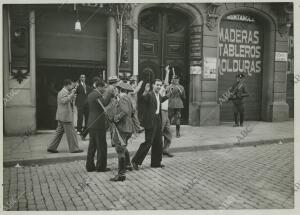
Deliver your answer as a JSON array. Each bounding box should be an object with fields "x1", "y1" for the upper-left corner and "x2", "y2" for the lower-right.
[
  {"x1": 160, "y1": 66, "x2": 174, "y2": 157},
  {"x1": 47, "y1": 79, "x2": 83, "y2": 153}
]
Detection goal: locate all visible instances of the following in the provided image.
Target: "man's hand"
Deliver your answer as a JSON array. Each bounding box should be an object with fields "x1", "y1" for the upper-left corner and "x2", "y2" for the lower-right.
[
  {"x1": 70, "y1": 88, "x2": 77, "y2": 98},
  {"x1": 144, "y1": 83, "x2": 150, "y2": 92},
  {"x1": 143, "y1": 83, "x2": 150, "y2": 96},
  {"x1": 138, "y1": 80, "x2": 143, "y2": 88},
  {"x1": 165, "y1": 65, "x2": 170, "y2": 72}
]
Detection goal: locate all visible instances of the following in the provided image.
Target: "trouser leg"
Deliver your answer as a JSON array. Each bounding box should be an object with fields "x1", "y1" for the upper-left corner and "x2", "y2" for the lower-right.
[
  {"x1": 86, "y1": 129, "x2": 96, "y2": 171},
  {"x1": 63, "y1": 122, "x2": 80, "y2": 152},
  {"x1": 96, "y1": 130, "x2": 107, "y2": 170},
  {"x1": 132, "y1": 129, "x2": 153, "y2": 165},
  {"x1": 84, "y1": 105, "x2": 89, "y2": 129},
  {"x1": 77, "y1": 107, "x2": 83, "y2": 132},
  {"x1": 234, "y1": 113, "x2": 239, "y2": 125},
  {"x1": 125, "y1": 149, "x2": 131, "y2": 166},
  {"x1": 48, "y1": 121, "x2": 64, "y2": 150},
  {"x1": 240, "y1": 112, "x2": 244, "y2": 126},
  {"x1": 162, "y1": 111, "x2": 172, "y2": 153},
  {"x1": 151, "y1": 116, "x2": 163, "y2": 166},
  {"x1": 115, "y1": 145, "x2": 126, "y2": 176}
]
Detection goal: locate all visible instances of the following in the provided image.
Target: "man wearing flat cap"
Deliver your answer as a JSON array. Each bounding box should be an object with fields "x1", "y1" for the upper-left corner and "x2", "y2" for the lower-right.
[
  {"x1": 110, "y1": 81, "x2": 134, "y2": 181},
  {"x1": 229, "y1": 73, "x2": 249, "y2": 127}
]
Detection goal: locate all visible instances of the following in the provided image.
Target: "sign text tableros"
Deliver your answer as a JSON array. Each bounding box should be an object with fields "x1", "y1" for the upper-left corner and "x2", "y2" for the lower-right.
[{"x1": 218, "y1": 22, "x2": 262, "y2": 76}]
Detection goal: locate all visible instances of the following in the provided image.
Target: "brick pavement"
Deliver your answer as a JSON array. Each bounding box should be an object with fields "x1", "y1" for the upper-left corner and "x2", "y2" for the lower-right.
[{"x1": 3, "y1": 142, "x2": 294, "y2": 210}]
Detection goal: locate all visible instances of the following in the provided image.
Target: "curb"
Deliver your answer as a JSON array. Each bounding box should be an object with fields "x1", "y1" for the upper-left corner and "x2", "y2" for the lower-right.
[{"x1": 3, "y1": 137, "x2": 294, "y2": 168}]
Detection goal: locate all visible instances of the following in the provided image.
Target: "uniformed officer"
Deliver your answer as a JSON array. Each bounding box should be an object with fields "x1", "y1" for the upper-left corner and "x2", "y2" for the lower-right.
[
  {"x1": 167, "y1": 68, "x2": 186, "y2": 137},
  {"x1": 229, "y1": 73, "x2": 249, "y2": 127}
]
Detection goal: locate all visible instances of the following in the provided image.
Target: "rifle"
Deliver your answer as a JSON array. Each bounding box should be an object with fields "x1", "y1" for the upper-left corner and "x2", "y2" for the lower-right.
[
  {"x1": 96, "y1": 98, "x2": 126, "y2": 146},
  {"x1": 228, "y1": 79, "x2": 247, "y2": 100}
]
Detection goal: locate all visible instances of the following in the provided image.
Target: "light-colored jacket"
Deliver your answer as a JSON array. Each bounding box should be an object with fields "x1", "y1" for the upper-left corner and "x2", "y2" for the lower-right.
[{"x1": 56, "y1": 87, "x2": 74, "y2": 122}]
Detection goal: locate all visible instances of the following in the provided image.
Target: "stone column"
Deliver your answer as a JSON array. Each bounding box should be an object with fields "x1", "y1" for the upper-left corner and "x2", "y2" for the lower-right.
[
  {"x1": 107, "y1": 16, "x2": 117, "y2": 77},
  {"x1": 133, "y1": 29, "x2": 139, "y2": 76},
  {"x1": 29, "y1": 10, "x2": 36, "y2": 107},
  {"x1": 3, "y1": 6, "x2": 9, "y2": 98},
  {"x1": 4, "y1": 9, "x2": 36, "y2": 135}
]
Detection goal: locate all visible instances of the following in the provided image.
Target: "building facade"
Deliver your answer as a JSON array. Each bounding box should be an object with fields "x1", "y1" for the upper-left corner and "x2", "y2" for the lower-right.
[{"x1": 2, "y1": 3, "x2": 294, "y2": 135}]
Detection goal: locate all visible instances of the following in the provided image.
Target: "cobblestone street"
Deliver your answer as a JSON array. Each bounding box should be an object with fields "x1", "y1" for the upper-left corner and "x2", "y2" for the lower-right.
[{"x1": 3, "y1": 142, "x2": 294, "y2": 210}]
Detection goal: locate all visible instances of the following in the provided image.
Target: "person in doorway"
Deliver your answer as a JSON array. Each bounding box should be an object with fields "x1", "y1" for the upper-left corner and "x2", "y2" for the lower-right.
[
  {"x1": 167, "y1": 67, "x2": 186, "y2": 138},
  {"x1": 75, "y1": 74, "x2": 91, "y2": 140},
  {"x1": 229, "y1": 73, "x2": 249, "y2": 127},
  {"x1": 131, "y1": 79, "x2": 169, "y2": 170},
  {"x1": 110, "y1": 81, "x2": 134, "y2": 181},
  {"x1": 160, "y1": 66, "x2": 174, "y2": 157},
  {"x1": 128, "y1": 76, "x2": 144, "y2": 134},
  {"x1": 47, "y1": 79, "x2": 84, "y2": 153}
]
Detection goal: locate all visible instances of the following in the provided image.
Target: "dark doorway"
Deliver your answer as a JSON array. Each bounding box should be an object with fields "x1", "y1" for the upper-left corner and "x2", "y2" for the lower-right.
[
  {"x1": 36, "y1": 64, "x2": 100, "y2": 130},
  {"x1": 218, "y1": 14, "x2": 263, "y2": 121},
  {"x1": 138, "y1": 7, "x2": 190, "y2": 124}
]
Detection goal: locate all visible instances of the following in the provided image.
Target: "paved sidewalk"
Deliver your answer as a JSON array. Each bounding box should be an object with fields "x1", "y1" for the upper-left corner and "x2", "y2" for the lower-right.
[
  {"x1": 3, "y1": 143, "x2": 294, "y2": 210},
  {"x1": 3, "y1": 120, "x2": 294, "y2": 167}
]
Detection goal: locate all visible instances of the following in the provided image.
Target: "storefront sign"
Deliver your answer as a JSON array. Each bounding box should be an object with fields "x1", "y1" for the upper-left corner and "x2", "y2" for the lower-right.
[
  {"x1": 204, "y1": 57, "x2": 217, "y2": 79},
  {"x1": 190, "y1": 26, "x2": 202, "y2": 60},
  {"x1": 190, "y1": 66, "x2": 202, "y2": 75},
  {"x1": 218, "y1": 25, "x2": 262, "y2": 76},
  {"x1": 275, "y1": 52, "x2": 288, "y2": 62}
]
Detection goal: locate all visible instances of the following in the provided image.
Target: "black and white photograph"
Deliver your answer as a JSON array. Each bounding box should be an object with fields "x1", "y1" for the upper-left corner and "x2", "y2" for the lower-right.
[{"x1": 1, "y1": 0, "x2": 299, "y2": 213}]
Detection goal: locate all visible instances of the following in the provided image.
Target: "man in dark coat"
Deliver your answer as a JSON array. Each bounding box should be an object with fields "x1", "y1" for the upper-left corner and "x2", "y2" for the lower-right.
[
  {"x1": 85, "y1": 79, "x2": 113, "y2": 172},
  {"x1": 131, "y1": 79, "x2": 169, "y2": 170},
  {"x1": 75, "y1": 74, "x2": 91, "y2": 139}
]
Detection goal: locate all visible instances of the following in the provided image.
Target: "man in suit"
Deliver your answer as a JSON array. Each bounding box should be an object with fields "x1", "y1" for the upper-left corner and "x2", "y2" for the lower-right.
[
  {"x1": 131, "y1": 79, "x2": 169, "y2": 170},
  {"x1": 47, "y1": 79, "x2": 83, "y2": 153},
  {"x1": 75, "y1": 74, "x2": 91, "y2": 139},
  {"x1": 86, "y1": 79, "x2": 114, "y2": 172}
]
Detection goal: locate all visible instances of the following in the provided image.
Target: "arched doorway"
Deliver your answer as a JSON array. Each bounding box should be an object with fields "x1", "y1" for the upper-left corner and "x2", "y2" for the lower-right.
[
  {"x1": 217, "y1": 14, "x2": 264, "y2": 121},
  {"x1": 138, "y1": 7, "x2": 190, "y2": 123}
]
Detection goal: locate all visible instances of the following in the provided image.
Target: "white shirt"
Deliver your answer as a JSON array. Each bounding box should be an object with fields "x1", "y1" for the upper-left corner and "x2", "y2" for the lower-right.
[
  {"x1": 159, "y1": 87, "x2": 168, "y2": 111},
  {"x1": 154, "y1": 92, "x2": 160, "y2": 114},
  {"x1": 81, "y1": 81, "x2": 86, "y2": 94}
]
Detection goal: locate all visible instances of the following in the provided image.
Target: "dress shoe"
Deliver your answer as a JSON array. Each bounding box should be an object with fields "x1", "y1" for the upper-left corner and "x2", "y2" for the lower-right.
[
  {"x1": 86, "y1": 168, "x2": 96, "y2": 172},
  {"x1": 126, "y1": 165, "x2": 133, "y2": 171},
  {"x1": 47, "y1": 149, "x2": 58, "y2": 153},
  {"x1": 110, "y1": 175, "x2": 126, "y2": 182},
  {"x1": 150, "y1": 164, "x2": 165, "y2": 168},
  {"x1": 240, "y1": 123, "x2": 244, "y2": 127},
  {"x1": 137, "y1": 128, "x2": 145, "y2": 133},
  {"x1": 163, "y1": 152, "x2": 174, "y2": 157},
  {"x1": 71, "y1": 149, "x2": 84, "y2": 153},
  {"x1": 131, "y1": 161, "x2": 139, "y2": 170},
  {"x1": 97, "y1": 168, "x2": 111, "y2": 172}
]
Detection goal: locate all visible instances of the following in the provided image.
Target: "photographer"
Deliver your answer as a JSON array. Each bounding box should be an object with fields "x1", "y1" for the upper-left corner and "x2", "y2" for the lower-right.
[{"x1": 47, "y1": 79, "x2": 83, "y2": 153}]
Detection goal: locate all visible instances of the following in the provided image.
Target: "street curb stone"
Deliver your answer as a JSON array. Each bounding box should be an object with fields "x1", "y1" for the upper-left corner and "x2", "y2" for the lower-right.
[{"x1": 3, "y1": 137, "x2": 293, "y2": 167}]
